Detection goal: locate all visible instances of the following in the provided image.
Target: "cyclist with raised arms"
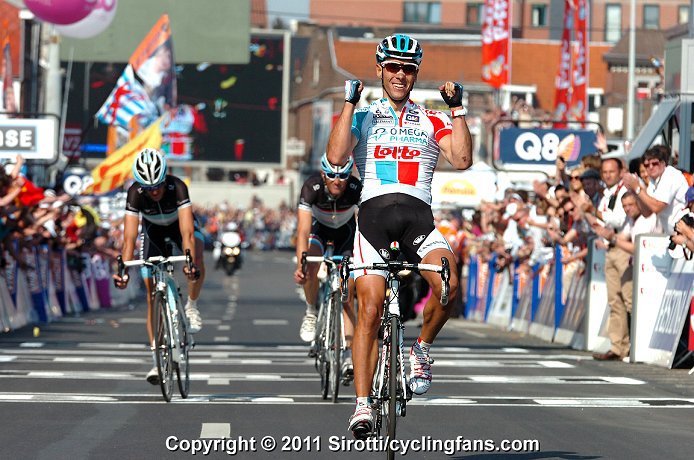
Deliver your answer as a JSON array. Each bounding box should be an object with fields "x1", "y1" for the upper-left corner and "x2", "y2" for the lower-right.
[
  {"x1": 113, "y1": 148, "x2": 205, "y2": 385},
  {"x1": 326, "y1": 34, "x2": 473, "y2": 438},
  {"x1": 294, "y1": 153, "x2": 361, "y2": 377}
]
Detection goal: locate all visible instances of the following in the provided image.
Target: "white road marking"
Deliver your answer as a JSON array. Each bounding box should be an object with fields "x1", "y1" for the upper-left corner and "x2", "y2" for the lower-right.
[
  {"x1": 207, "y1": 379, "x2": 230, "y2": 385},
  {"x1": 462, "y1": 330, "x2": 487, "y2": 338},
  {"x1": 538, "y1": 361, "x2": 574, "y2": 368},
  {"x1": 0, "y1": 356, "x2": 16, "y2": 362},
  {"x1": 214, "y1": 337, "x2": 230, "y2": 342},
  {"x1": 252, "y1": 319, "x2": 289, "y2": 326},
  {"x1": 217, "y1": 325, "x2": 230, "y2": 331},
  {"x1": 200, "y1": 423, "x2": 230, "y2": 438},
  {"x1": 19, "y1": 342, "x2": 44, "y2": 348},
  {"x1": 0, "y1": 392, "x2": 691, "y2": 408}
]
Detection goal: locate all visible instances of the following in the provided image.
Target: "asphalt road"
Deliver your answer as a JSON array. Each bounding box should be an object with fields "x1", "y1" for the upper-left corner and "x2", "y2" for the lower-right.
[{"x1": 1, "y1": 250, "x2": 694, "y2": 459}]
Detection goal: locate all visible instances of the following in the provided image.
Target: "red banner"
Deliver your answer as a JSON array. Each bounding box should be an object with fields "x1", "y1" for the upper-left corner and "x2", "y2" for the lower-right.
[
  {"x1": 481, "y1": 0, "x2": 511, "y2": 89},
  {"x1": 553, "y1": 0, "x2": 572, "y2": 126},
  {"x1": 569, "y1": 0, "x2": 588, "y2": 123}
]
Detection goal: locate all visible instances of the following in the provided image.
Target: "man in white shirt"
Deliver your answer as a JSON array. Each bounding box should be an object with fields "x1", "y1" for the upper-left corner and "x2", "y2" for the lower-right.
[
  {"x1": 592, "y1": 190, "x2": 657, "y2": 360},
  {"x1": 584, "y1": 158, "x2": 628, "y2": 360},
  {"x1": 621, "y1": 146, "x2": 688, "y2": 234}
]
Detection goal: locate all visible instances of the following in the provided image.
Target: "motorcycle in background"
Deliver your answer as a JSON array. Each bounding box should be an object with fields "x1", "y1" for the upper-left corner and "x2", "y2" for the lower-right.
[{"x1": 213, "y1": 226, "x2": 244, "y2": 276}]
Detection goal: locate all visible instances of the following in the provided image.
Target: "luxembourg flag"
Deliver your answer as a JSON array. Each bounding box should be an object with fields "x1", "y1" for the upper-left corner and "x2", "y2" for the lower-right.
[{"x1": 95, "y1": 65, "x2": 158, "y2": 130}]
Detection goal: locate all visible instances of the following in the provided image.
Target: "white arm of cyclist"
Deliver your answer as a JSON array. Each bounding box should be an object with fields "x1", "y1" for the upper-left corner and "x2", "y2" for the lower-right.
[{"x1": 113, "y1": 213, "x2": 140, "y2": 288}]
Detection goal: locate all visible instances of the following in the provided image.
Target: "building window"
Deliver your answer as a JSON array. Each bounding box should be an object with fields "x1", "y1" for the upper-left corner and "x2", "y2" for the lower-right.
[
  {"x1": 531, "y1": 4, "x2": 547, "y2": 27},
  {"x1": 605, "y1": 4, "x2": 622, "y2": 43},
  {"x1": 403, "y1": 2, "x2": 441, "y2": 24},
  {"x1": 679, "y1": 6, "x2": 690, "y2": 24},
  {"x1": 466, "y1": 3, "x2": 484, "y2": 26},
  {"x1": 643, "y1": 5, "x2": 659, "y2": 29}
]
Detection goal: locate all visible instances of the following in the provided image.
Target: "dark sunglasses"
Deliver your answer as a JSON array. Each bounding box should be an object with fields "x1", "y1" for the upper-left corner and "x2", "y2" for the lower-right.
[
  {"x1": 381, "y1": 61, "x2": 419, "y2": 75},
  {"x1": 142, "y1": 183, "x2": 164, "y2": 191},
  {"x1": 570, "y1": 176, "x2": 581, "y2": 181},
  {"x1": 644, "y1": 160, "x2": 661, "y2": 168},
  {"x1": 325, "y1": 171, "x2": 350, "y2": 180}
]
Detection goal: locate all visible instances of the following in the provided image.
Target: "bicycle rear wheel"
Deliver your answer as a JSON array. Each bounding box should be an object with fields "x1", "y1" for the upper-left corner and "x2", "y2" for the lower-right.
[
  {"x1": 386, "y1": 316, "x2": 399, "y2": 460},
  {"x1": 329, "y1": 294, "x2": 342, "y2": 403},
  {"x1": 154, "y1": 291, "x2": 174, "y2": 402},
  {"x1": 175, "y1": 301, "x2": 190, "y2": 398}
]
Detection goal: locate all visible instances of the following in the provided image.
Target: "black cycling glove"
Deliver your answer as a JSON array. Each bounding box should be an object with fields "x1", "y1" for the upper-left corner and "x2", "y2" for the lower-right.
[
  {"x1": 344, "y1": 80, "x2": 361, "y2": 105},
  {"x1": 440, "y1": 82, "x2": 464, "y2": 108}
]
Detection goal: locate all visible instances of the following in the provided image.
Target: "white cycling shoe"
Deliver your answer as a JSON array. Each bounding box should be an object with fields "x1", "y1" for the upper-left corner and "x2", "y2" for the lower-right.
[
  {"x1": 185, "y1": 306, "x2": 203, "y2": 333},
  {"x1": 348, "y1": 404, "x2": 373, "y2": 440},
  {"x1": 299, "y1": 314, "x2": 317, "y2": 342},
  {"x1": 408, "y1": 340, "x2": 433, "y2": 395},
  {"x1": 146, "y1": 367, "x2": 159, "y2": 385}
]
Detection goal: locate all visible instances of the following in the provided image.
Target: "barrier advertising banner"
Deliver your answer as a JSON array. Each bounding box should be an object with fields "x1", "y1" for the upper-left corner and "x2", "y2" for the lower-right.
[
  {"x1": 497, "y1": 127, "x2": 598, "y2": 167},
  {"x1": 649, "y1": 257, "x2": 694, "y2": 368},
  {"x1": 631, "y1": 234, "x2": 672, "y2": 365},
  {"x1": 584, "y1": 239, "x2": 611, "y2": 352}
]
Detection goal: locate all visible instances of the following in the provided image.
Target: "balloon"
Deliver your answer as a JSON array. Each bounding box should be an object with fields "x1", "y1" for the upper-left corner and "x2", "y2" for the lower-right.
[
  {"x1": 24, "y1": 0, "x2": 96, "y2": 26},
  {"x1": 55, "y1": 0, "x2": 118, "y2": 39}
]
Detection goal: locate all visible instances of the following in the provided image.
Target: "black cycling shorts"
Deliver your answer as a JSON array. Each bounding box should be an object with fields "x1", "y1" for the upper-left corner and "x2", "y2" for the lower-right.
[{"x1": 309, "y1": 218, "x2": 356, "y2": 257}]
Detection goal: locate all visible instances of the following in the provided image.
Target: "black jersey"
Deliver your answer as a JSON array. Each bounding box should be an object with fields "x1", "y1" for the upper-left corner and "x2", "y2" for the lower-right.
[
  {"x1": 298, "y1": 174, "x2": 361, "y2": 229},
  {"x1": 125, "y1": 175, "x2": 192, "y2": 226}
]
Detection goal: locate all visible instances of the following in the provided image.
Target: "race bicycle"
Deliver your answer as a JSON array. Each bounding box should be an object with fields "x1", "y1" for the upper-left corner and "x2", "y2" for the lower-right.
[
  {"x1": 340, "y1": 245, "x2": 450, "y2": 460},
  {"x1": 117, "y1": 250, "x2": 195, "y2": 402},
  {"x1": 301, "y1": 242, "x2": 348, "y2": 403}
]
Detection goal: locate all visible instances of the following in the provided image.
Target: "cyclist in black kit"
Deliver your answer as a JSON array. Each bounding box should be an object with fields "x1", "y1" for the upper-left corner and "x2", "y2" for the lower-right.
[
  {"x1": 293, "y1": 153, "x2": 360, "y2": 376},
  {"x1": 113, "y1": 148, "x2": 205, "y2": 385}
]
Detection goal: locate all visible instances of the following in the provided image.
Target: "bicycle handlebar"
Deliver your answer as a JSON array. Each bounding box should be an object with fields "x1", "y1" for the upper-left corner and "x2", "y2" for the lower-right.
[
  {"x1": 116, "y1": 250, "x2": 194, "y2": 283},
  {"x1": 300, "y1": 252, "x2": 345, "y2": 274},
  {"x1": 339, "y1": 256, "x2": 451, "y2": 305}
]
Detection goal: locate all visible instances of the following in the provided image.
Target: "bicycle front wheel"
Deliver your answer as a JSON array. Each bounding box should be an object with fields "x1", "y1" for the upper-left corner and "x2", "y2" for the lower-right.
[
  {"x1": 386, "y1": 316, "x2": 399, "y2": 459},
  {"x1": 154, "y1": 291, "x2": 174, "y2": 402},
  {"x1": 329, "y1": 293, "x2": 342, "y2": 403},
  {"x1": 175, "y1": 301, "x2": 190, "y2": 398}
]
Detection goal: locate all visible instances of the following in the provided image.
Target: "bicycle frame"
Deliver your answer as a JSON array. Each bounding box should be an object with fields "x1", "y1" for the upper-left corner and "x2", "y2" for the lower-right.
[
  {"x1": 302, "y1": 245, "x2": 347, "y2": 402},
  {"x1": 117, "y1": 252, "x2": 193, "y2": 401},
  {"x1": 340, "y1": 255, "x2": 450, "y2": 451}
]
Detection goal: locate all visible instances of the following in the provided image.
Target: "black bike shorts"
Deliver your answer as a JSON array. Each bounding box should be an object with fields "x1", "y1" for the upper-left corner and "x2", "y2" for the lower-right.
[{"x1": 353, "y1": 193, "x2": 450, "y2": 279}]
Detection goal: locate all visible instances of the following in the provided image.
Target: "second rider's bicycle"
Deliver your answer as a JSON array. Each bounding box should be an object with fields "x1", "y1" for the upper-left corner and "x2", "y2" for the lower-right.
[
  {"x1": 117, "y1": 250, "x2": 195, "y2": 402},
  {"x1": 302, "y1": 242, "x2": 347, "y2": 403},
  {"x1": 340, "y1": 244, "x2": 450, "y2": 460}
]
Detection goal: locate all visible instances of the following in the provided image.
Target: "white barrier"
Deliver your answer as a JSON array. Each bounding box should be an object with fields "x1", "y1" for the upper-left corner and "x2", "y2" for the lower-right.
[
  {"x1": 486, "y1": 268, "x2": 513, "y2": 328},
  {"x1": 631, "y1": 234, "x2": 674, "y2": 365},
  {"x1": 584, "y1": 239, "x2": 611, "y2": 353}
]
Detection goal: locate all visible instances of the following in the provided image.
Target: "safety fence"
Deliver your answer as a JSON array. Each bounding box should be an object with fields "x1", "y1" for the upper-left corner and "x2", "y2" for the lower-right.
[
  {"x1": 465, "y1": 234, "x2": 694, "y2": 369},
  {"x1": 0, "y1": 245, "x2": 140, "y2": 332}
]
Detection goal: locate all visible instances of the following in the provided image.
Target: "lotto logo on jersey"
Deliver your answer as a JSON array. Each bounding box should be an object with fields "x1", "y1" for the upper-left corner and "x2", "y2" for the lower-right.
[{"x1": 373, "y1": 145, "x2": 421, "y2": 160}]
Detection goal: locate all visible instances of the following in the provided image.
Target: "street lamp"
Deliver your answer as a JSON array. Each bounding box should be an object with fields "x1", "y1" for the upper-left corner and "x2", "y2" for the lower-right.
[{"x1": 626, "y1": 0, "x2": 636, "y2": 140}]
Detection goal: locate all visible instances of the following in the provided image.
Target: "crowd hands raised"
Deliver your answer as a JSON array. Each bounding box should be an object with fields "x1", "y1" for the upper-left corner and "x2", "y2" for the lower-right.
[
  {"x1": 0, "y1": 155, "x2": 123, "y2": 274},
  {"x1": 466, "y1": 141, "x2": 694, "y2": 361}
]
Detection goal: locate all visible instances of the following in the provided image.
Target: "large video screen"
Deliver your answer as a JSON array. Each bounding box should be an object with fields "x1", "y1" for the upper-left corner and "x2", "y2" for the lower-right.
[{"x1": 64, "y1": 32, "x2": 284, "y2": 166}]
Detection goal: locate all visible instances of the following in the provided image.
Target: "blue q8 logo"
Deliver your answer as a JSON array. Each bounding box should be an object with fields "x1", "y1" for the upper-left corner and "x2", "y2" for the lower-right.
[
  {"x1": 514, "y1": 132, "x2": 561, "y2": 161},
  {"x1": 499, "y1": 127, "x2": 594, "y2": 166}
]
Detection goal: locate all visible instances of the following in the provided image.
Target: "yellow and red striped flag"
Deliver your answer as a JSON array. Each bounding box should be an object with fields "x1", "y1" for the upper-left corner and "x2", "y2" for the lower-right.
[{"x1": 84, "y1": 116, "x2": 163, "y2": 195}]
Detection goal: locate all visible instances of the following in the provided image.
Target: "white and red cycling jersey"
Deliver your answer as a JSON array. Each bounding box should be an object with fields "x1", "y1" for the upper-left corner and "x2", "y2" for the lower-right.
[{"x1": 351, "y1": 98, "x2": 452, "y2": 205}]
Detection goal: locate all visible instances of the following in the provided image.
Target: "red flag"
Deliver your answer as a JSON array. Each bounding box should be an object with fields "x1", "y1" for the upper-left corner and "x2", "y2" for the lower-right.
[
  {"x1": 553, "y1": 0, "x2": 572, "y2": 127},
  {"x1": 481, "y1": 0, "x2": 511, "y2": 89},
  {"x1": 569, "y1": 0, "x2": 588, "y2": 123},
  {"x1": 1, "y1": 34, "x2": 18, "y2": 113}
]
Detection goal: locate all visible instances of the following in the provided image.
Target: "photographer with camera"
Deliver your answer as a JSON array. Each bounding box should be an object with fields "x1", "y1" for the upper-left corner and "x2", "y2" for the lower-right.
[
  {"x1": 621, "y1": 145, "x2": 688, "y2": 234},
  {"x1": 667, "y1": 187, "x2": 694, "y2": 258}
]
